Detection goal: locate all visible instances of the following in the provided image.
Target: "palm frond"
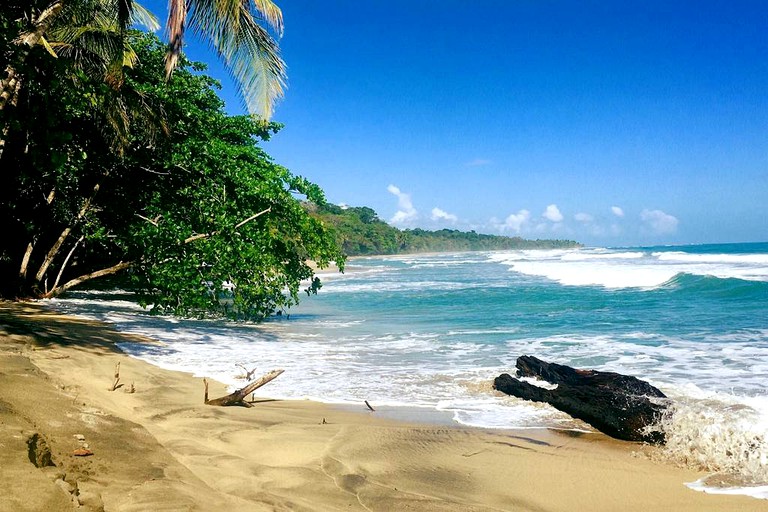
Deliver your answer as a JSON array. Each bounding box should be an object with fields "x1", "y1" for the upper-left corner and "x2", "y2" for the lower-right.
[
  {"x1": 251, "y1": 0, "x2": 284, "y2": 36},
  {"x1": 39, "y1": 35, "x2": 59, "y2": 57},
  {"x1": 180, "y1": 0, "x2": 286, "y2": 118},
  {"x1": 130, "y1": 2, "x2": 160, "y2": 31}
]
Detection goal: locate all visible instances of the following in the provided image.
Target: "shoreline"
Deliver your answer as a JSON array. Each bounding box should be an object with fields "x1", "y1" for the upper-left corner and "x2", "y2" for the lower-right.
[{"x1": 1, "y1": 301, "x2": 765, "y2": 511}]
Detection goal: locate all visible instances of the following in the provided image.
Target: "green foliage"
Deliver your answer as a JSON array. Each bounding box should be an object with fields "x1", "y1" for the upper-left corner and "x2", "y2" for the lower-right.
[
  {"x1": 0, "y1": 31, "x2": 343, "y2": 320},
  {"x1": 313, "y1": 204, "x2": 581, "y2": 256}
]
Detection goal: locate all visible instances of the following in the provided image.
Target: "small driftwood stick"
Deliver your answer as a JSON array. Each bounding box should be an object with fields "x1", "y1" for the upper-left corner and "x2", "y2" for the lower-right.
[
  {"x1": 204, "y1": 369, "x2": 285, "y2": 407},
  {"x1": 235, "y1": 363, "x2": 258, "y2": 381},
  {"x1": 109, "y1": 362, "x2": 123, "y2": 391}
]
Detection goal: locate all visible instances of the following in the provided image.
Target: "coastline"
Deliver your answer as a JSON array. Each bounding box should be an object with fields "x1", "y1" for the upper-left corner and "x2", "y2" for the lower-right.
[{"x1": 0, "y1": 301, "x2": 764, "y2": 511}]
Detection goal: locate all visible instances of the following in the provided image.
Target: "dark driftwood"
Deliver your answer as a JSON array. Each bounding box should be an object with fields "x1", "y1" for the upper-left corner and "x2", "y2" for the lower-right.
[
  {"x1": 493, "y1": 356, "x2": 667, "y2": 443},
  {"x1": 204, "y1": 369, "x2": 284, "y2": 407}
]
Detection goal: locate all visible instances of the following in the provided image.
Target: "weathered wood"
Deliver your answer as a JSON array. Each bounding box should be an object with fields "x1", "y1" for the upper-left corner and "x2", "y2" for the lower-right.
[
  {"x1": 204, "y1": 369, "x2": 284, "y2": 407},
  {"x1": 108, "y1": 362, "x2": 123, "y2": 391},
  {"x1": 235, "y1": 364, "x2": 258, "y2": 381},
  {"x1": 494, "y1": 356, "x2": 667, "y2": 443}
]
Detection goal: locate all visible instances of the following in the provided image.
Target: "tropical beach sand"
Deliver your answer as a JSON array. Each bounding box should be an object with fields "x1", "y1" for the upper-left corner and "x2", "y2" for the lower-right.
[{"x1": 0, "y1": 302, "x2": 765, "y2": 512}]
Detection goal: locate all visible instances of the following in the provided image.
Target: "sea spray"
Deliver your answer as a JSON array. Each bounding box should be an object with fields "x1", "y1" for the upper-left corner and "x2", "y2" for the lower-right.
[{"x1": 656, "y1": 395, "x2": 768, "y2": 493}]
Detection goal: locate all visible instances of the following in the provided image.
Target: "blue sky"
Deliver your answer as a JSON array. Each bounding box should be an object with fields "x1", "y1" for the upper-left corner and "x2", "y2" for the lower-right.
[{"x1": 143, "y1": 0, "x2": 767, "y2": 247}]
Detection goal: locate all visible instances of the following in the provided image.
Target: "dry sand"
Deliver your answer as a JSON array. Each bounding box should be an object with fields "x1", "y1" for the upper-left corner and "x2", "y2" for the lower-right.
[{"x1": 0, "y1": 301, "x2": 765, "y2": 511}]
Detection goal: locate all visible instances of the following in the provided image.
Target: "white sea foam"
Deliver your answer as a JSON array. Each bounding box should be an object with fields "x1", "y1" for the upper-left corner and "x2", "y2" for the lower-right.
[
  {"x1": 561, "y1": 251, "x2": 645, "y2": 260},
  {"x1": 655, "y1": 251, "x2": 768, "y2": 265},
  {"x1": 510, "y1": 260, "x2": 678, "y2": 288},
  {"x1": 488, "y1": 247, "x2": 768, "y2": 288},
  {"x1": 686, "y1": 478, "x2": 768, "y2": 500},
  {"x1": 659, "y1": 394, "x2": 768, "y2": 495}
]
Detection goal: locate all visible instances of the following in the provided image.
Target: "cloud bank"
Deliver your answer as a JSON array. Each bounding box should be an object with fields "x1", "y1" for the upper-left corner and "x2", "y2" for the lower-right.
[
  {"x1": 641, "y1": 209, "x2": 679, "y2": 235},
  {"x1": 543, "y1": 204, "x2": 564, "y2": 223},
  {"x1": 496, "y1": 209, "x2": 531, "y2": 233},
  {"x1": 387, "y1": 184, "x2": 418, "y2": 224},
  {"x1": 431, "y1": 207, "x2": 458, "y2": 223}
]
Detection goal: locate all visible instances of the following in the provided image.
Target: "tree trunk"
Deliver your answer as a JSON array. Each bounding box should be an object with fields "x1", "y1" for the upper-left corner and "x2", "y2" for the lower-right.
[
  {"x1": 34, "y1": 181, "x2": 102, "y2": 284},
  {"x1": 0, "y1": 66, "x2": 22, "y2": 112},
  {"x1": 0, "y1": 72, "x2": 22, "y2": 160},
  {"x1": 43, "y1": 261, "x2": 133, "y2": 298},
  {"x1": 0, "y1": 1, "x2": 64, "y2": 154},
  {"x1": 204, "y1": 369, "x2": 284, "y2": 407},
  {"x1": 50, "y1": 235, "x2": 84, "y2": 292},
  {"x1": 494, "y1": 356, "x2": 668, "y2": 444}
]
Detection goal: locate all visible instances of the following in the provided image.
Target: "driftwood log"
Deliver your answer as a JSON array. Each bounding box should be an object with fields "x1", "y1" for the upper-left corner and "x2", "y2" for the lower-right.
[
  {"x1": 204, "y1": 369, "x2": 284, "y2": 407},
  {"x1": 494, "y1": 356, "x2": 667, "y2": 443}
]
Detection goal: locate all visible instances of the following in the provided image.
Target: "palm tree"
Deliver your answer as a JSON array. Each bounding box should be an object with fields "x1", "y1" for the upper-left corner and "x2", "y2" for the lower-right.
[
  {"x1": 0, "y1": 0, "x2": 287, "y2": 119},
  {"x1": 164, "y1": 0, "x2": 286, "y2": 119},
  {"x1": 0, "y1": 0, "x2": 158, "y2": 157},
  {"x1": 0, "y1": 1, "x2": 155, "y2": 108}
]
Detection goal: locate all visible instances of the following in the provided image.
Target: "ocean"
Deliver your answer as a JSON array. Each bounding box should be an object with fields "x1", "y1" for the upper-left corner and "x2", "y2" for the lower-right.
[{"x1": 46, "y1": 242, "x2": 768, "y2": 498}]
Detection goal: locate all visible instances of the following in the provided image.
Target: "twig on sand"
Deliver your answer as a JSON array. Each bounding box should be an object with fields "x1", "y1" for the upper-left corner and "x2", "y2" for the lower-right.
[{"x1": 108, "y1": 362, "x2": 123, "y2": 391}]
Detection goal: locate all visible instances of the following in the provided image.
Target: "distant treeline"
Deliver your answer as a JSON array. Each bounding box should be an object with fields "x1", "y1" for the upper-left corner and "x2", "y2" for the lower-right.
[{"x1": 309, "y1": 203, "x2": 581, "y2": 256}]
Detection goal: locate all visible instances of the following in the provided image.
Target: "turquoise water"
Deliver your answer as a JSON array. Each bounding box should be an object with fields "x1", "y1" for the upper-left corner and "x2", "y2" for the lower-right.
[{"x1": 49, "y1": 242, "x2": 768, "y2": 495}]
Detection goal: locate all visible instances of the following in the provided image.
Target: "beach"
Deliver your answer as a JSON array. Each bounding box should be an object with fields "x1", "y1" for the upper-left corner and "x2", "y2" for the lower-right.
[{"x1": 1, "y1": 301, "x2": 765, "y2": 511}]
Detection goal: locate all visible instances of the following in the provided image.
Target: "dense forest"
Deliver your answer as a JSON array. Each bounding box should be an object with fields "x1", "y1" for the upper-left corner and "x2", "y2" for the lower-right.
[
  {"x1": 0, "y1": 20, "x2": 341, "y2": 319},
  {"x1": 311, "y1": 203, "x2": 581, "y2": 256}
]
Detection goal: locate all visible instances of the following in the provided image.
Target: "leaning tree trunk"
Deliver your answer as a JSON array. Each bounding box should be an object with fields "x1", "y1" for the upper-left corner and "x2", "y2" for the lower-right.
[
  {"x1": 33, "y1": 180, "x2": 102, "y2": 288},
  {"x1": 43, "y1": 261, "x2": 133, "y2": 298}
]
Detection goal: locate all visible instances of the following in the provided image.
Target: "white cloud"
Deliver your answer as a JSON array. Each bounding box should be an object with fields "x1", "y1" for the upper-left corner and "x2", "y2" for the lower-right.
[
  {"x1": 497, "y1": 209, "x2": 530, "y2": 233},
  {"x1": 543, "y1": 204, "x2": 564, "y2": 223},
  {"x1": 611, "y1": 206, "x2": 625, "y2": 217},
  {"x1": 466, "y1": 158, "x2": 492, "y2": 167},
  {"x1": 387, "y1": 184, "x2": 418, "y2": 225},
  {"x1": 574, "y1": 212, "x2": 594, "y2": 223},
  {"x1": 640, "y1": 209, "x2": 679, "y2": 235},
  {"x1": 431, "y1": 207, "x2": 458, "y2": 223}
]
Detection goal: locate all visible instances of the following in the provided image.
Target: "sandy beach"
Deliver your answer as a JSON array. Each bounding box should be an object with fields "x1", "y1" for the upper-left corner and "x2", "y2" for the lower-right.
[{"x1": 0, "y1": 301, "x2": 764, "y2": 511}]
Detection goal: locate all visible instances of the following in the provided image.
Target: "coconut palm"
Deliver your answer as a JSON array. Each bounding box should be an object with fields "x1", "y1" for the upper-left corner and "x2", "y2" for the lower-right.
[
  {"x1": 0, "y1": 0, "x2": 287, "y2": 119},
  {"x1": 0, "y1": 0, "x2": 157, "y2": 109},
  {"x1": 0, "y1": 0, "x2": 158, "y2": 158},
  {"x1": 164, "y1": 0, "x2": 286, "y2": 119}
]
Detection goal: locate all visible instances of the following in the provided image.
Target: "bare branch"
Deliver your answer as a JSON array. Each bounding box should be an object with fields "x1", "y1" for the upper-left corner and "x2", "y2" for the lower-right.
[
  {"x1": 136, "y1": 213, "x2": 161, "y2": 226},
  {"x1": 235, "y1": 207, "x2": 271, "y2": 229},
  {"x1": 139, "y1": 166, "x2": 169, "y2": 175},
  {"x1": 183, "y1": 207, "x2": 271, "y2": 244},
  {"x1": 50, "y1": 235, "x2": 84, "y2": 292}
]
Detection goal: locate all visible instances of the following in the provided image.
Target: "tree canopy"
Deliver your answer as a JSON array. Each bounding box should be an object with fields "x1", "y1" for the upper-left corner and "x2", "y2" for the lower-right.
[{"x1": 0, "y1": 30, "x2": 343, "y2": 319}]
